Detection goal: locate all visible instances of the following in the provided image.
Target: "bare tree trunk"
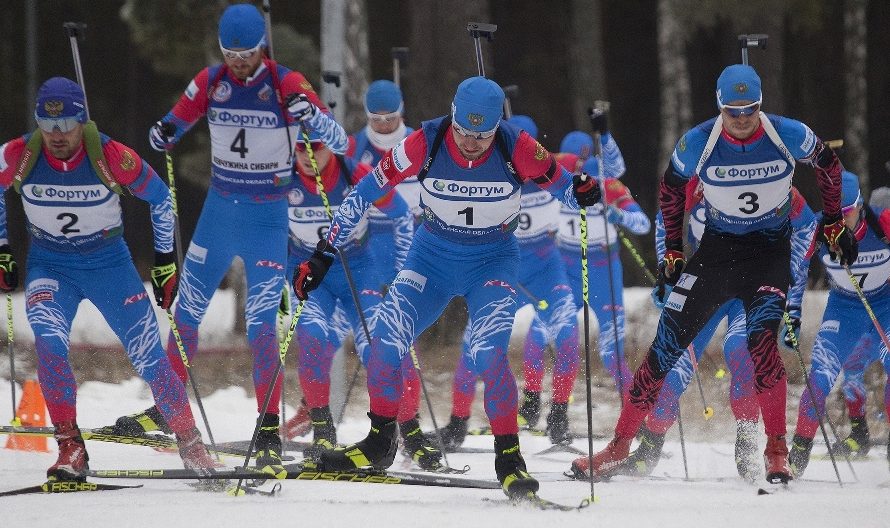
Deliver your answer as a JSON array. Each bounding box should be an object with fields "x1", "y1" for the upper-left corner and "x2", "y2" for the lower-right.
[
  {"x1": 228, "y1": 257, "x2": 247, "y2": 335},
  {"x1": 844, "y1": 0, "x2": 869, "y2": 191},
  {"x1": 343, "y1": 0, "x2": 370, "y2": 132},
  {"x1": 657, "y1": 0, "x2": 692, "y2": 165},
  {"x1": 567, "y1": 0, "x2": 607, "y2": 131}
]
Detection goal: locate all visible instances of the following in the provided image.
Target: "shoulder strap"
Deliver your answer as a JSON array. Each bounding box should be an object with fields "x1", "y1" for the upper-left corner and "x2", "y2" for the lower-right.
[
  {"x1": 864, "y1": 205, "x2": 890, "y2": 246},
  {"x1": 494, "y1": 128, "x2": 522, "y2": 186},
  {"x1": 758, "y1": 113, "x2": 795, "y2": 166},
  {"x1": 13, "y1": 122, "x2": 123, "y2": 195},
  {"x1": 693, "y1": 117, "x2": 725, "y2": 177},
  {"x1": 416, "y1": 117, "x2": 451, "y2": 183},
  {"x1": 206, "y1": 65, "x2": 228, "y2": 113}
]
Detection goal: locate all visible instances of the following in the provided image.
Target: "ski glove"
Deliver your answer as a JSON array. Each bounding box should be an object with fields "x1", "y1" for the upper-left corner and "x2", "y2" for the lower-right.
[
  {"x1": 654, "y1": 244, "x2": 685, "y2": 307},
  {"x1": 148, "y1": 121, "x2": 177, "y2": 152},
  {"x1": 151, "y1": 251, "x2": 179, "y2": 309},
  {"x1": 572, "y1": 173, "x2": 602, "y2": 207},
  {"x1": 590, "y1": 108, "x2": 608, "y2": 136},
  {"x1": 0, "y1": 245, "x2": 18, "y2": 293},
  {"x1": 286, "y1": 93, "x2": 318, "y2": 122},
  {"x1": 780, "y1": 308, "x2": 802, "y2": 350},
  {"x1": 819, "y1": 215, "x2": 858, "y2": 266},
  {"x1": 293, "y1": 240, "x2": 336, "y2": 301}
]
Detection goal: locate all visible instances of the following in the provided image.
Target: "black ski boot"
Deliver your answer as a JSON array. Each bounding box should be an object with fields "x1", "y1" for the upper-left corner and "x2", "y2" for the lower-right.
[
  {"x1": 113, "y1": 406, "x2": 171, "y2": 435},
  {"x1": 494, "y1": 434, "x2": 539, "y2": 498},
  {"x1": 735, "y1": 419, "x2": 761, "y2": 482},
  {"x1": 517, "y1": 390, "x2": 541, "y2": 429},
  {"x1": 399, "y1": 418, "x2": 444, "y2": 471},
  {"x1": 830, "y1": 417, "x2": 870, "y2": 457},
  {"x1": 303, "y1": 406, "x2": 337, "y2": 462},
  {"x1": 254, "y1": 413, "x2": 283, "y2": 471},
  {"x1": 545, "y1": 402, "x2": 571, "y2": 444},
  {"x1": 788, "y1": 434, "x2": 814, "y2": 478},
  {"x1": 435, "y1": 415, "x2": 469, "y2": 450},
  {"x1": 319, "y1": 412, "x2": 398, "y2": 471},
  {"x1": 617, "y1": 425, "x2": 664, "y2": 476}
]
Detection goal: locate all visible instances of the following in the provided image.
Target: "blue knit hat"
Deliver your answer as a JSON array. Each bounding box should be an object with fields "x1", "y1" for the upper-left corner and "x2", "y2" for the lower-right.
[
  {"x1": 365, "y1": 80, "x2": 403, "y2": 114},
  {"x1": 507, "y1": 115, "x2": 538, "y2": 139},
  {"x1": 716, "y1": 64, "x2": 762, "y2": 107},
  {"x1": 35, "y1": 77, "x2": 87, "y2": 122},
  {"x1": 451, "y1": 76, "x2": 504, "y2": 133},
  {"x1": 842, "y1": 170, "x2": 863, "y2": 209},
  {"x1": 219, "y1": 3, "x2": 266, "y2": 49},
  {"x1": 559, "y1": 131, "x2": 594, "y2": 159}
]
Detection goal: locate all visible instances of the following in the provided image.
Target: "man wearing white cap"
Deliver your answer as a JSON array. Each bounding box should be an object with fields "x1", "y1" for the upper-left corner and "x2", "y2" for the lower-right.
[
  {"x1": 293, "y1": 76, "x2": 601, "y2": 497},
  {"x1": 580, "y1": 63, "x2": 853, "y2": 484}
]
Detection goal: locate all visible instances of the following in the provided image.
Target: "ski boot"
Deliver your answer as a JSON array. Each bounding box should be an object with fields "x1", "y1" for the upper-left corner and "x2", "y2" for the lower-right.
[
  {"x1": 830, "y1": 417, "x2": 870, "y2": 458},
  {"x1": 763, "y1": 434, "x2": 792, "y2": 484},
  {"x1": 303, "y1": 406, "x2": 337, "y2": 462},
  {"x1": 435, "y1": 415, "x2": 468, "y2": 450},
  {"x1": 545, "y1": 402, "x2": 571, "y2": 444},
  {"x1": 176, "y1": 427, "x2": 219, "y2": 469},
  {"x1": 788, "y1": 434, "x2": 813, "y2": 478},
  {"x1": 399, "y1": 418, "x2": 444, "y2": 471},
  {"x1": 282, "y1": 398, "x2": 311, "y2": 439},
  {"x1": 735, "y1": 420, "x2": 761, "y2": 482},
  {"x1": 254, "y1": 413, "x2": 284, "y2": 474},
  {"x1": 48, "y1": 421, "x2": 89, "y2": 482},
  {"x1": 113, "y1": 405, "x2": 171, "y2": 435},
  {"x1": 494, "y1": 434, "x2": 539, "y2": 498},
  {"x1": 517, "y1": 390, "x2": 541, "y2": 429},
  {"x1": 319, "y1": 412, "x2": 398, "y2": 471},
  {"x1": 617, "y1": 425, "x2": 664, "y2": 476},
  {"x1": 570, "y1": 435, "x2": 632, "y2": 480}
]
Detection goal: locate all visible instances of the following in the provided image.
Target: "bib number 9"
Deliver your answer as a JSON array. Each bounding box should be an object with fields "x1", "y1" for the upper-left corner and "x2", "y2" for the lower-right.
[{"x1": 517, "y1": 213, "x2": 531, "y2": 231}]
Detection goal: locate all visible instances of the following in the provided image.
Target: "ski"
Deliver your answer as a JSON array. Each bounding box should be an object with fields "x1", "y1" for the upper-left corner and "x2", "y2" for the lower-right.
[
  {"x1": 756, "y1": 483, "x2": 790, "y2": 495},
  {"x1": 0, "y1": 481, "x2": 142, "y2": 497},
  {"x1": 86, "y1": 463, "x2": 502, "y2": 489},
  {"x1": 484, "y1": 492, "x2": 591, "y2": 511},
  {"x1": 468, "y1": 426, "x2": 604, "y2": 440}
]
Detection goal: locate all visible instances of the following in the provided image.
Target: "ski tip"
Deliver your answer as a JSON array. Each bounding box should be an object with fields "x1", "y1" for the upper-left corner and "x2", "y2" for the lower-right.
[{"x1": 757, "y1": 488, "x2": 770, "y2": 495}]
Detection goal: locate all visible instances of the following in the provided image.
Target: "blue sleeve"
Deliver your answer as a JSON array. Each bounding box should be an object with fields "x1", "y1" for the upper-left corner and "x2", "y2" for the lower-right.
[
  {"x1": 787, "y1": 202, "x2": 817, "y2": 314},
  {"x1": 381, "y1": 192, "x2": 413, "y2": 269},
  {"x1": 771, "y1": 115, "x2": 818, "y2": 161},
  {"x1": 0, "y1": 192, "x2": 7, "y2": 247},
  {"x1": 616, "y1": 202, "x2": 651, "y2": 235},
  {"x1": 670, "y1": 121, "x2": 712, "y2": 179},
  {"x1": 327, "y1": 175, "x2": 389, "y2": 250},
  {"x1": 581, "y1": 133, "x2": 626, "y2": 178},
  {"x1": 654, "y1": 210, "x2": 665, "y2": 261},
  {"x1": 128, "y1": 165, "x2": 175, "y2": 254},
  {"x1": 301, "y1": 110, "x2": 348, "y2": 155}
]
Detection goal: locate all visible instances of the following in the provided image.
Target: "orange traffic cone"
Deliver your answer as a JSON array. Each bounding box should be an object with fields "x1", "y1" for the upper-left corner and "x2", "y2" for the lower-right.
[{"x1": 5, "y1": 379, "x2": 50, "y2": 452}]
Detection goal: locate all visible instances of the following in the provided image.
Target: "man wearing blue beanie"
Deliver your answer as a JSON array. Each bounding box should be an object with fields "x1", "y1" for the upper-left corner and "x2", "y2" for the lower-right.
[
  {"x1": 789, "y1": 170, "x2": 890, "y2": 477},
  {"x1": 114, "y1": 2, "x2": 347, "y2": 473},
  {"x1": 581, "y1": 63, "x2": 852, "y2": 485},
  {"x1": 293, "y1": 76, "x2": 602, "y2": 498},
  {"x1": 0, "y1": 77, "x2": 217, "y2": 480}
]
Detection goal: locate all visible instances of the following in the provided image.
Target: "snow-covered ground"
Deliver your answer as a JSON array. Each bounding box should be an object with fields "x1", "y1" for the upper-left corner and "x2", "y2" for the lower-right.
[
  {"x1": 1, "y1": 286, "x2": 889, "y2": 526},
  {"x1": 0, "y1": 378, "x2": 888, "y2": 528}
]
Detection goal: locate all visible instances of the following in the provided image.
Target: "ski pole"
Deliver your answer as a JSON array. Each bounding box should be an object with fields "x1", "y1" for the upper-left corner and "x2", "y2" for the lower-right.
[
  {"x1": 578, "y1": 189, "x2": 596, "y2": 503},
  {"x1": 676, "y1": 403, "x2": 689, "y2": 480},
  {"x1": 844, "y1": 264, "x2": 890, "y2": 356},
  {"x1": 161, "y1": 148, "x2": 219, "y2": 458},
  {"x1": 589, "y1": 103, "x2": 624, "y2": 407},
  {"x1": 408, "y1": 346, "x2": 451, "y2": 467},
  {"x1": 515, "y1": 282, "x2": 548, "y2": 310},
  {"x1": 6, "y1": 294, "x2": 17, "y2": 426},
  {"x1": 687, "y1": 346, "x2": 714, "y2": 419},
  {"x1": 782, "y1": 312, "x2": 850, "y2": 486},
  {"x1": 616, "y1": 228, "x2": 658, "y2": 286}
]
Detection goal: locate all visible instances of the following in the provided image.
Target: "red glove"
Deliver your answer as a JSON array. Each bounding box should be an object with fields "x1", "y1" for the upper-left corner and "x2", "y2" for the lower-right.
[
  {"x1": 293, "y1": 241, "x2": 336, "y2": 301},
  {"x1": 819, "y1": 216, "x2": 858, "y2": 266},
  {"x1": 151, "y1": 251, "x2": 179, "y2": 309}
]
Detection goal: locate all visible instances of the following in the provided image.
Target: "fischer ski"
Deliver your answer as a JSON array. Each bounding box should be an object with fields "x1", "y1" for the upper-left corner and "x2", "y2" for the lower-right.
[
  {"x1": 468, "y1": 426, "x2": 604, "y2": 440},
  {"x1": 485, "y1": 492, "x2": 591, "y2": 511},
  {"x1": 86, "y1": 463, "x2": 502, "y2": 490},
  {"x1": 0, "y1": 481, "x2": 142, "y2": 497}
]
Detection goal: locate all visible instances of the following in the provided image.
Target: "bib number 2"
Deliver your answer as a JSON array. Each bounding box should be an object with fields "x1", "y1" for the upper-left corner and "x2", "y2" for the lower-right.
[{"x1": 57, "y1": 212, "x2": 80, "y2": 234}]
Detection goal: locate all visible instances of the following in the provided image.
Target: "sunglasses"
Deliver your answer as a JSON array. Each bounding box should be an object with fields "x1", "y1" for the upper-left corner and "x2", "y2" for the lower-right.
[
  {"x1": 295, "y1": 141, "x2": 324, "y2": 152},
  {"x1": 219, "y1": 42, "x2": 262, "y2": 61},
  {"x1": 367, "y1": 111, "x2": 401, "y2": 124},
  {"x1": 34, "y1": 113, "x2": 84, "y2": 133},
  {"x1": 720, "y1": 100, "x2": 761, "y2": 118},
  {"x1": 451, "y1": 120, "x2": 497, "y2": 140}
]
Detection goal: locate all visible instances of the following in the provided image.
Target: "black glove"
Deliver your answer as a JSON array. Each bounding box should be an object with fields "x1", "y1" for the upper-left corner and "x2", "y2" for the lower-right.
[
  {"x1": 150, "y1": 251, "x2": 179, "y2": 309},
  {"x1": 0, "y1": 245, "x2": 18, "y2": 293},
  {"x1": 286, "y1": 93, "x2": 318, "y2": 122},
  {"x1": 148, "y1": 121, "x2": 177, "y2": 152},
  {"x1": 654, "y1": 241, "x2": 685, "y2": 306},
  {"x1": 780, "y1": 307, "x2": 802, "y2": 350},
  {"x1": 818, "y1": 215, "x2": 858, "y2": 266},
  {"x1": 293, "y1": 240, "x2": 336, "y2": 301},
  {"x1": 572, "y1": 173, "x2": 602, "y2": 207},
  {"x1": 590, "y1": 108, "x2": 608, "y2": 136}
]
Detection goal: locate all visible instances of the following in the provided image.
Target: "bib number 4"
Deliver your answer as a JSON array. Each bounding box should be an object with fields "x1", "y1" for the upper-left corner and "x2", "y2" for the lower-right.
[{"x1": 230, "y1": 129, "x2": 248, "y2": 159}]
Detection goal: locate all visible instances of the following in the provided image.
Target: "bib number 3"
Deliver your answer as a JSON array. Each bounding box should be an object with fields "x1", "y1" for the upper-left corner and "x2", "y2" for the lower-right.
[{"x1": 738, "y1": 192, "x2": 759, "y2": 214}]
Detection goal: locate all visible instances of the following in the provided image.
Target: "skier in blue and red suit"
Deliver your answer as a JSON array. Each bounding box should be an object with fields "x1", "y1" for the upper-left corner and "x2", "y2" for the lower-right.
[
  {"x1": 0, "y1": 77, "x2": 217, "y2": 481},
  {"x1": 604, "y1": 177, "x2": 816, "y2": 482},
  {"x1": 575, "y1": 64, "x2": 851, "y2": 484},
  {"x1": 789, "y1": 171, "x2": 890, "y2": 477},
  {"x1": 113, "y1": 3, "x2": 346, "y2": 469},
  {"x1": 293, "y1": 76, "x2": 603, "y2": 497}
]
